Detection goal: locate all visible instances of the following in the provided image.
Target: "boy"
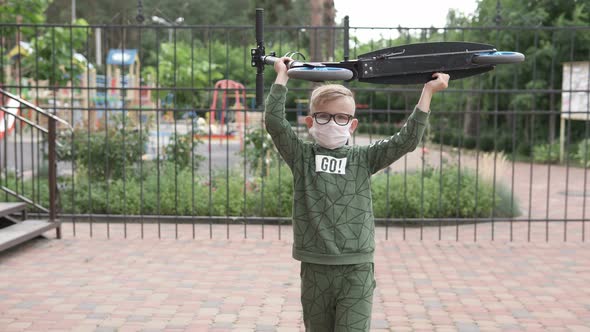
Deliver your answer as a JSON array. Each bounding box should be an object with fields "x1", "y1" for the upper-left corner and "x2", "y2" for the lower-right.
[{"x1": 265, "y1": 57, "x2": 449, "y2": 331}]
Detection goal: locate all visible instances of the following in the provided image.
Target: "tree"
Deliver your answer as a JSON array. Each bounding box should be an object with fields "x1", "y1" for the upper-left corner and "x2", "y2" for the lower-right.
[
  {"x1": 45, "y1": 0, "x2": 311, "y2": 26},
  {"x1": 142, "y1": 41, "x2": 223, "y2": 110},
  {"x1": 0, "y1": 0, "x2": 52, "y2": 46},
  {"x1": 443, "y1": 0, "x2": 590, "y2": 144},
  {"x1": 45, "y1": 0, "x2": 136, "y2": 24},
  {"x1": 43, "y1": 0, "x2": 311, "y2": 76},
  {"x1": 0, "y1": 0, "x2": 51, "y2": 24},
  {"x1": 309, "y1": 0, "x2": 336, "y2": 61},
  {"x1": 20, "y1": 19, "x2": 89, "y2": 86}
]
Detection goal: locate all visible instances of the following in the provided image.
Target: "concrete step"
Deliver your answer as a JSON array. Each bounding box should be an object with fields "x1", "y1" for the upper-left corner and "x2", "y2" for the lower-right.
[
  {"x1": 0, "y1": 220, "x2": 58, "y2": 252},
  {"x1": 0, "y1": 202, "x2": 27, "y2": 219}
]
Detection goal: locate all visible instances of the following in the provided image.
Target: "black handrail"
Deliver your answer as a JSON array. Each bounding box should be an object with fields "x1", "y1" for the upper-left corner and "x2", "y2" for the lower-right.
[
  {"x1": 0, "y1": 106, "x2": 49, "y2": 134},
  {"x1": 0, "y1": 186, "x2": 49, "y2": 213},
  {"x1": 1, "y1": 88, "x2": 68, "y2": 239},
  {"x1": 0, "y1": 89, "x2": 72, "y2": 129}
]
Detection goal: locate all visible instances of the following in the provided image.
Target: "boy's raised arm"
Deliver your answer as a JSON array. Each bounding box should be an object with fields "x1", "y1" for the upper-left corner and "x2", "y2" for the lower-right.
[
  {"x1": 366, "y1": 73, "x2": 449, "y2": 173},
  {"x1": 264, "y1": 57, "x2": 303, "y2": 168},
  {"x1": 417, "y1": 73, "x2": 449, "y2": 113},
  {"x1": 273, "y1": 57, "x2": 290, "y2": 86}
]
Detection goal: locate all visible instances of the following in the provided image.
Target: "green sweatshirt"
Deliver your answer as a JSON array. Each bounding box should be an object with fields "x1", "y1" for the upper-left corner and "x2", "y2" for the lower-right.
[{"x1": 265, "y1": 84, "x2": 429, "y2": 265}]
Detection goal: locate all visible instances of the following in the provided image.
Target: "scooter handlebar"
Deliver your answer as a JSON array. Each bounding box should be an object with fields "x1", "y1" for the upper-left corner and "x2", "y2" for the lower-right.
[{"x1": 262, "y1": 56, "x2": 305, "y2": 69}]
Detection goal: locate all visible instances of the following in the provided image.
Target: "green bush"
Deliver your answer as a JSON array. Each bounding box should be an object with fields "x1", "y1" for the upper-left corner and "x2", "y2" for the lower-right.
[
  {"x1": 517, "y1": 141, "x2": 532, "y2": 157},
  {"x1": 59, "y1": 114, "x2": 148, "y2": 180},
  {"x1": 371, "y1": 167, "x2": 519, "y2": 219},
  {"x1": 356, "y1": 123, "x2": 370, "y2": 135},
  {"x1": 497, "y1": 135, "x2": 515, "y2": 154},
  {"x1": 432, "y1": 131, "x2": 484, "y2": 151},
  {"x1": 463, "y1": 136, "x2": 477, "y2": 150},
  {"x1": 244, "y1": 165, "x2": 293, "y2": 217},
  {"x1": 241, "y1": 128, "x2": 278, "y2": 176},
  {"x1": 63, "y1": 163, "x2": 243, "y2": 216},
  {"x1": 479, "y1": 134, "x2": 495, "y2": 152},
  {"x1": 13, "y1": 163, "x2": 520, "y2": 220},
  {"x1": 576, "y1": 139, "x2": 590, "y2": 167},
  {"x1": 532, "y1": 142, "x2": 560, "y2": 164},
  {"x1": 164, "y1": 133, "x2": 205, "y2": 170},
  {"x1": 446, "y1": 131, "x2": 460, "y2": 147},
  {"x1": 432, "y1": 130, "x2": 459, "y2": 148}
]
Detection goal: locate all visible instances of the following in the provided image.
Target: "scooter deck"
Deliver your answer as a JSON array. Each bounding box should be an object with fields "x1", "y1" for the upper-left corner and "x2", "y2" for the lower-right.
[
  {"x1": 355, "y1": 42, "x2": 498, "y2": 84},
  {"x1": 357, "y1": 42, "x2": 496, "y2": 60}
]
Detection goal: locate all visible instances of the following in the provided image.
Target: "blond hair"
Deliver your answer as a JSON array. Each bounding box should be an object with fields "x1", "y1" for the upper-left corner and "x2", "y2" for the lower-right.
[{"x1": 309, "y1": 84, "x2": 355, "y2": 114}]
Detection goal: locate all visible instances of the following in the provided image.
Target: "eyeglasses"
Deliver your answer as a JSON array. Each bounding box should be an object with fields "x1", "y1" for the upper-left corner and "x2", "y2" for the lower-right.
[{"x1": 312, "y1": 112, "x2": 354, "y2": 126}]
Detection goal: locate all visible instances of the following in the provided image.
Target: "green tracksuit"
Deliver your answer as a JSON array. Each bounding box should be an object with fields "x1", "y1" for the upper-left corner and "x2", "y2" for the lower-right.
[{"x1": 265, "y1": 84, "x2": 429, "y2": 331}]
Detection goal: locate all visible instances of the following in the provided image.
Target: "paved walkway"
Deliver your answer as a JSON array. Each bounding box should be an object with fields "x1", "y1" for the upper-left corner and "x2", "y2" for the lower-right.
[
  {"x1": 1, "y1": 137, "x2": 589, "y2": 331},
  {"x1": 1, "y1": 224, "x2": 589, "y2": 332}
]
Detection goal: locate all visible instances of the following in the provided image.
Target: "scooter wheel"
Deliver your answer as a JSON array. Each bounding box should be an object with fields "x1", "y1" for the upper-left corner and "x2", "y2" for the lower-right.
[{"x1": 472, "y1": 51, "x2": 525, "y2": 65}]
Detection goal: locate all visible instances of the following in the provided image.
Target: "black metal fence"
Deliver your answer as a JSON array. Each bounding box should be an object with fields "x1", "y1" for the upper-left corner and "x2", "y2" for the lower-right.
[{"x1": 0, "y1": 22, "x2": 588, "y2": 241}]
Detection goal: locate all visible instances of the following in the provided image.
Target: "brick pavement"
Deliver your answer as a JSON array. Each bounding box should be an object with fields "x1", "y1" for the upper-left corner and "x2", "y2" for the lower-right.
[{"x1": 1, "y1": 224, "x2": 590, "y2": 332}]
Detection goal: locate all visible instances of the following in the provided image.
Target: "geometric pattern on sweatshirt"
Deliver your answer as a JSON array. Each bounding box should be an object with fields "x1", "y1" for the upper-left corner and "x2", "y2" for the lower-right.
[{"x1": 265, "y1": 84, "x2": 428, "y2": 262}]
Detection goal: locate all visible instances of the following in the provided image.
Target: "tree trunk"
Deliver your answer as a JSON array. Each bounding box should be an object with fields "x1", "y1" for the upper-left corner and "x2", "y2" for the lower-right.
[{"x1": 309, "y1": 0, "x2": 335, "y2": 61}]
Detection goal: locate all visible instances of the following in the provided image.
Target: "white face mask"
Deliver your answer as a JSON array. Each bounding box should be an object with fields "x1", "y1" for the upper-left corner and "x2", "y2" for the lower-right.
[{"x1": 309, "y1": 121, "x2": 351, "y2": 149}]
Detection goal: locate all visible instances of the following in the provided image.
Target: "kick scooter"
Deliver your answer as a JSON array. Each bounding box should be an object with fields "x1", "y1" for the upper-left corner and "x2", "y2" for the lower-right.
[{"x1": 251, "y1": 8, "x2": 525, "y2": 107}]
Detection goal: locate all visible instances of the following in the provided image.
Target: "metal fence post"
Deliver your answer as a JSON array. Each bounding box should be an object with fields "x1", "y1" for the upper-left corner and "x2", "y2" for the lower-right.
[
  {"x1": 48, "y1": 117, "x2": 60, "y2": 239},
  {"x1": 343, "y1": 15, "x2": 349, "y2": 62}
]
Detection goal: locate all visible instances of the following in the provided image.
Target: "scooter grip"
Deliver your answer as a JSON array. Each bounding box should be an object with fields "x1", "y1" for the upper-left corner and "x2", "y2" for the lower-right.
[
  {"x1": 263, "y1": 56, "x2": 278, "y2": 65},
  {"x1": 264, "y1": 56, "x2": 304, "y2": 69},
  {"x1": 255, "y1": 9, "x2": 264, "y2": 44}
]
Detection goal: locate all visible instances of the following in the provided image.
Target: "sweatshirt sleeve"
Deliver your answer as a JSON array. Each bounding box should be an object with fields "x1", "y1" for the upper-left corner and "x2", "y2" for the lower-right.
[
  {"x1": 264, "y1": 84, "x2": 304, "y2": 168},
  {"x1": 366, "y1": 106, "x2": 430, "y2": 174}
]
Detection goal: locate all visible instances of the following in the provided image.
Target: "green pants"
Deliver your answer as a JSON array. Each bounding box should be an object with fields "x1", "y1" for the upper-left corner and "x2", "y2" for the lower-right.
[{"x1": 300, "y1": 262, "x2": 376, "y2": 332}]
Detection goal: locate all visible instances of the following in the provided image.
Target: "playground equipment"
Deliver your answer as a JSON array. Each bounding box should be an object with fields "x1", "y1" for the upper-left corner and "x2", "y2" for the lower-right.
[
  {"x1": 207, "y1": 79, "x2": 260, "y2": 147},
  {"x1": 1, "y1": 44, "x2": 157, "y2": 134},
  {"x1": 0, "y1": 93, "x2": 19, "y2": 139},
  {"x1": 209, "y1": 79, "x2": 246, "y2": 136},
  {"x1": 90, "y1": 49, "x2": 155, "y2": 129},
  {"x1": 2, "y1": 41, "x2": 95, "y2": 132}
]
